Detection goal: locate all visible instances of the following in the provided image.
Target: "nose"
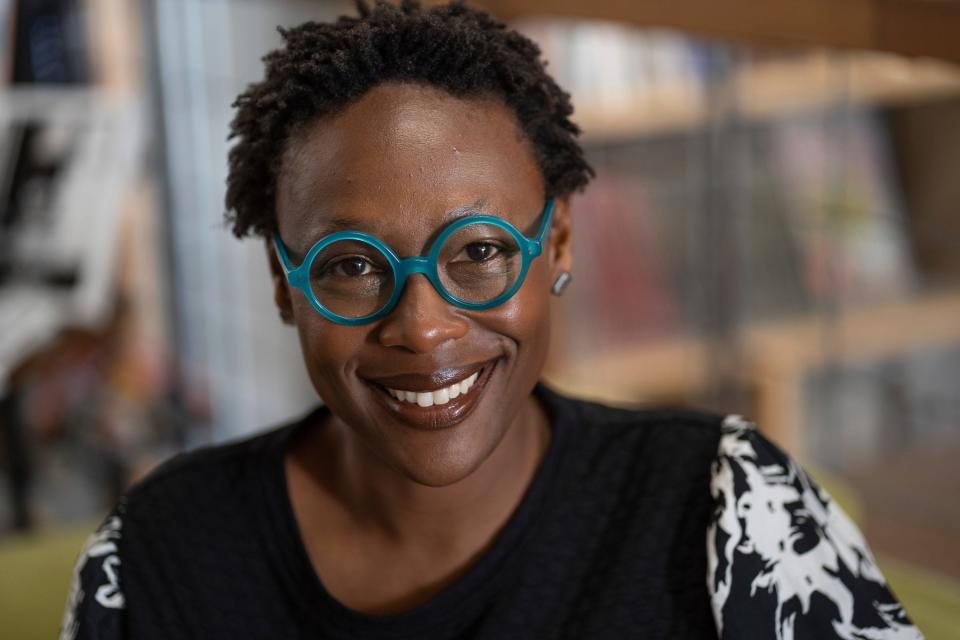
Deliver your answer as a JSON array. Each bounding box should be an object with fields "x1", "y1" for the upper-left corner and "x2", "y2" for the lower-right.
[{"x1": 377, "y1": 275, "x2": 469, "y2": 353}]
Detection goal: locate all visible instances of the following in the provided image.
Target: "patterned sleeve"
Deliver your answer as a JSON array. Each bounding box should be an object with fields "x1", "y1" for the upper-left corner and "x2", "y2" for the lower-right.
[
  {"x1": 707, "y1": 415, "x2": 923, "y2": 639},
  {"x1": 60, "y1": 502, "x2": 127, "y2": 640}
]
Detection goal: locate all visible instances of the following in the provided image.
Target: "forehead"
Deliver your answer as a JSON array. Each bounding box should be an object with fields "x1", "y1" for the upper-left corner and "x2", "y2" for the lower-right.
[{"x1": 275, "y1": 82, "x2": 544, "y2": 247}]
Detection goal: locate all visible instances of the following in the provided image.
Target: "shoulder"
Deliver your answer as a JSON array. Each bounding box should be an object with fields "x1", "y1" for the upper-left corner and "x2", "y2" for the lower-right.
[
  {"x1": 129, "y1": 420, "x2": 293, "y2": 500},
  {"x1": 708, "y1": 415, "x2": 923, "y2": 639},
  {"x1": 60, "y1": 506, "x2": 126, "y2": 640},
  {"x1": 113, "y1": 414, "x2": 310, "y2": 561},
  {"x1": 540, "y1": 385, "x2": 725, "y2": 478},
  {"x1": 59, "y1": 409, "x2": 317, "y2": 638},
  {"x1": 541, "y1": 384, "x2": 724, "y2": 445},
  {"x1": 119, "y1": 405, "x2": 324, "y2": 522}
]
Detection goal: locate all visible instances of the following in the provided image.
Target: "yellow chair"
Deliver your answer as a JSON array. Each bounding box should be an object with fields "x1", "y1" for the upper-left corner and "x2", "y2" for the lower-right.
[{"x1": 0, "y1": 523, "x2": 94, "y2": 640}]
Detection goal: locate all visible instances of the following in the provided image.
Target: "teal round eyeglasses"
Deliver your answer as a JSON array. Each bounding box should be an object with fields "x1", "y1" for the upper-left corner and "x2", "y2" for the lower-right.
[{"x1": 272, "y1": 199, "x2": 555, "y2": 326}]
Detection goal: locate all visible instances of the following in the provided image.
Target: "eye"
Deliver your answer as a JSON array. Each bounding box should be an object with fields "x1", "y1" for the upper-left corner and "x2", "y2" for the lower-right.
[
  {"x1": 329, "y1": 256, "x2": 379, "y2": 277},
  {"x1": 464, "y1": 242, "x2": 500, "y2": 262}
]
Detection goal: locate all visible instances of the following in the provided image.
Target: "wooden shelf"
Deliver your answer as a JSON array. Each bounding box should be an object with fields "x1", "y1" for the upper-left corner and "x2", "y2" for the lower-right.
[
  {"x1": 572, "y1": 52, "x2": 960, "y2": 142},
  {"x1": 543, "y1": 290, "x2": 960, "y2": 455},
  {"x1": 475, "y1": 0, "x2": 960, "y2": 65},
  {"x1": 0, "y1": 87, "x2": 119, "y2": 122},
  {"x1": 546, "y1": 291, "x2": 960, "y2": 401}
]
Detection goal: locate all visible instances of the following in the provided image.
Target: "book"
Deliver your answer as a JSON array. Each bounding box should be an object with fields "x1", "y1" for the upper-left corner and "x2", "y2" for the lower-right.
[
  {"x1": 11, "y1": 0, "x2": 88, "y2": 84},
  {"x1": 770, "y1": 109, "x2": 917, "y2": 304}
]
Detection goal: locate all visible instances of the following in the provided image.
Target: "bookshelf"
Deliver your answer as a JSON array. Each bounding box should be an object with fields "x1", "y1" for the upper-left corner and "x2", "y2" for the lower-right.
[
  {"x1": 475, "y1": 0, "x2": 960, "y2": 64},
  {"x1": 498, "y1": 4, "x2": 960, "y2": 464},
  {"x1": 573, "y1": 51, "x2": 960, "y2": 142},
  {"x1": 543, "y1": 291, "x2": 960, "y2": 457}
]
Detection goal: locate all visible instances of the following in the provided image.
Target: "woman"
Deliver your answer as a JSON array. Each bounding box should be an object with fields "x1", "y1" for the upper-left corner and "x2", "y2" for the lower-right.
[{"x1": 62, "y1": 2, "x2": 920, "y2": 638}]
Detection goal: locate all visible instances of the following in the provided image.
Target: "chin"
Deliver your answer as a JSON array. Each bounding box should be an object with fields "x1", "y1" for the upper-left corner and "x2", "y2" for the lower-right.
[{"x1": 387, "y1": 421, "x2": 507, "y2": 488}]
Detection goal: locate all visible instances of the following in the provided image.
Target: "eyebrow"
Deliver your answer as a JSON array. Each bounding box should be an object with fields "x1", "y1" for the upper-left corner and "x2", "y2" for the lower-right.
[{"x1": 312, "y1": 199, "x2": 492, "y2": 236}]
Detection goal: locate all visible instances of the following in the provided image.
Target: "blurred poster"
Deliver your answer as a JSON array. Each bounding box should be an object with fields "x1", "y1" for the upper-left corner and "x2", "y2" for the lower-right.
[{"x1": 771, "y1": 111, "x2": 918, "y2": 303}]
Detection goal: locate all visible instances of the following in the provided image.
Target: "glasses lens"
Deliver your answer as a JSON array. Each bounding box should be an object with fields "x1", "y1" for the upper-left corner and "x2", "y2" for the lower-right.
[
  {"x1": 437, "y1": 222, "x2": 523, "y2": 304},
  {"x1": 309, "y1": 240, "x2": 395, "y2": 318}
]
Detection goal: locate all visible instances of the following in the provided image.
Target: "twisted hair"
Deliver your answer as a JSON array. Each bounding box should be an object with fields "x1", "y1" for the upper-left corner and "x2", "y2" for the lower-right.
[{"x1": 225, "y1": 0, "x2": 593, "y2": 238}]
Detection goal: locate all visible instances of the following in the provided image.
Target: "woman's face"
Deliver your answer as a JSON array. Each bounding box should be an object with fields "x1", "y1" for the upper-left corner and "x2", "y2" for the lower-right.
[{"x1": 270, "y1": 82, "x2": 572, "y2": 487}]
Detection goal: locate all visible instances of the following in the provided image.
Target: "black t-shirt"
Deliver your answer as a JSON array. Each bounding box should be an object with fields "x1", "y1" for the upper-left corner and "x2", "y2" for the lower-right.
[{"x1": 60, "y1": 385, "x2": 920, "y2": 639}]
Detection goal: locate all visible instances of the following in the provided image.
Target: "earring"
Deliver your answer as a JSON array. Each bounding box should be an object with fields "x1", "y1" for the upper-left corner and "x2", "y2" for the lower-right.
[{"x1": 551, "y1": 271, "x2": 572, "y2": 296}]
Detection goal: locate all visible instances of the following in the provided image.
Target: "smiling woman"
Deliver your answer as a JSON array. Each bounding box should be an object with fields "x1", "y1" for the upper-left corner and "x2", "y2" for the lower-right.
[{"x1": 61, "y1": 2, "x2": 921, "y2": 639}]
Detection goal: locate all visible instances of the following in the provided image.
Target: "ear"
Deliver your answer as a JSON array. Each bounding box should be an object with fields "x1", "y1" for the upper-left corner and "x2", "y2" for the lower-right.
[
  {"x1": 548, "y1": 196, "x2": 573, "y2": 278},
  {"x1": 265, "y1": 237, "x2": 295, "y2": 324}
]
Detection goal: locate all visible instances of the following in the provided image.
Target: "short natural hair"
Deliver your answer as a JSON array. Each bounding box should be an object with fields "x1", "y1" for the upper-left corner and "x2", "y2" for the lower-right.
[{"x1": 224, "y1": 0, "x2": 593, "y2": 238}]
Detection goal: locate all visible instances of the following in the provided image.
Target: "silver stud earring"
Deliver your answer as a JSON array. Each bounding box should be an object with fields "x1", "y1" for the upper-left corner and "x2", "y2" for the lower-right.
[{"x1": 551, "y1": 271, "x2": 572, "y2": 296}]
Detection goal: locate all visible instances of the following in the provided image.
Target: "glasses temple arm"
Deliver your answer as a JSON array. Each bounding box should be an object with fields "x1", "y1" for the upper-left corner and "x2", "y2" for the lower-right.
[
  {"x1": 272, "y1": 232, "x2": 298, "y2": 276},
  {"x1": 530, "y1": 198, "x2": 555, "y2": 257}
]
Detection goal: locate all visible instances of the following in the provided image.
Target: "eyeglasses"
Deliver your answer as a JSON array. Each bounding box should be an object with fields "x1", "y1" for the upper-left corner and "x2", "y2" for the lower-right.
[{"x1": 273, "y1": 199, "x2": 554, "y2": 326}]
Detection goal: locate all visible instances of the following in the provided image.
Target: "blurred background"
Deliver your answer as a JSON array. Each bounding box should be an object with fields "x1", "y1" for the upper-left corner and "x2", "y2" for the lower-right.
[{"x1": 0, "y1": 0, "x2": 958, "y2": 637}]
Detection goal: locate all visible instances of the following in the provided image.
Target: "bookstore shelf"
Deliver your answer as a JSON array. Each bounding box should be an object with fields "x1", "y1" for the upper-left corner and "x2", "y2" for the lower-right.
[
  {"x1": 543, "y1": 290, "x2": 960, "y2": 457},
  {"x1": 476, "y1": 0, "x2": 960, "y2": 64},
  {"x1": 515, "y1": 10, "x2": 960, "y2": 470},
  {"x1": 572, "y1": 52, "x2": 960, "y2": 142},
  {"x1": 0, "y1": 86, "x2": 132, "y2": 120}
]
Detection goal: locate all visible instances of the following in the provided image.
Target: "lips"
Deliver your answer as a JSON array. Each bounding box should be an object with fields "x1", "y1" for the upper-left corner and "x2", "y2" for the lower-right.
[
  {"x1": 363, "y1": 359, "x2": 498, "y2": 431},
  {"x1": 365, "y1": 362, "x2": 487, "y2": 392}
]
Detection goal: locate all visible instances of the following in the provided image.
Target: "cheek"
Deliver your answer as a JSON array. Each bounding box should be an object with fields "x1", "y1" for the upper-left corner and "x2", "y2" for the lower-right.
[
  {"x1": 486, "y1": 263, "x2": 553, "y2": 373},
  {"x1": 292, "y1": 309, "x2": 362, "y2": 399}
]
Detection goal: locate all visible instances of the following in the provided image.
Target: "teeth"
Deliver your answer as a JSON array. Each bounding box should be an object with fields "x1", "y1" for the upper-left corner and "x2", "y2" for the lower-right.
[{"x1": 387, "y1": 371, "x2": 480, "y2": 406}]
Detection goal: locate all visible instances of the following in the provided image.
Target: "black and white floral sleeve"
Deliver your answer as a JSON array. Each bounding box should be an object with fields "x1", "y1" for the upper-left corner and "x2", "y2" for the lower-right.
[
  {"x1": 60, "y1": 502, "x2": 126, "y2": 640},
  {"x1": 707, "y1": 416, "x2": 922, "y2": 639}
]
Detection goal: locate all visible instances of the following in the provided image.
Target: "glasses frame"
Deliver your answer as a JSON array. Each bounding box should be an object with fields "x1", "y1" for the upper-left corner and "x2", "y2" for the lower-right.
[{"x1": 273, "y1": 198, "x2": 555, "y2": 326}]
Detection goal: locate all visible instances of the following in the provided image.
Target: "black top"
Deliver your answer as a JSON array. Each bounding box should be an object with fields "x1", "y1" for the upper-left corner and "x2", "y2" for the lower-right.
[{"x1": 60, "y1": 384, "x2": 921, "y2": 639}]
